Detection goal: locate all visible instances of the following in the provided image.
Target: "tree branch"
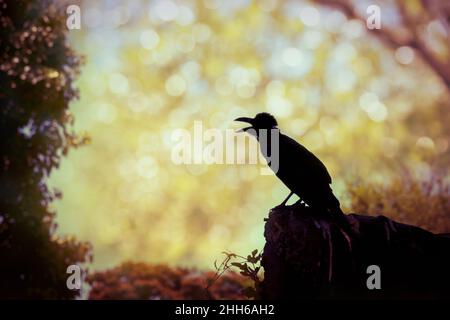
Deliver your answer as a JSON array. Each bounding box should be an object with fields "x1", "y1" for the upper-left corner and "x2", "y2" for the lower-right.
[{"x1": 312, "y1": 0, "x2": 450, "y2": 90}]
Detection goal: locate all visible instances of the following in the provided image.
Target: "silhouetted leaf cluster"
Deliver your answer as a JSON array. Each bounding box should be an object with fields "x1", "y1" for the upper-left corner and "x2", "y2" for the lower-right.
[{"x1": 210, "y1": 250, "x2": 262, "y2": 299}]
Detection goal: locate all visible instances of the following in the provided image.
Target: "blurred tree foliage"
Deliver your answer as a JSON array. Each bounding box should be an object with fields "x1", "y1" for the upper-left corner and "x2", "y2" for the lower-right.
[
  {"x1": 346, "y1": 167, "x2": 450, "y2": 233},
  {"x1": 87, "y1": 262, "x2": 248, "y2": 299},
  {"x1": 0, "y1": 0, "x2": 91, "y2": 298}
]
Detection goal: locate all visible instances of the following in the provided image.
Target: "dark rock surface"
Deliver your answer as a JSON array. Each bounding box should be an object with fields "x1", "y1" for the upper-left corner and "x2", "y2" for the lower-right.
[{"x1": 259, "y1": 203, "x2": 450, "y2": 299}]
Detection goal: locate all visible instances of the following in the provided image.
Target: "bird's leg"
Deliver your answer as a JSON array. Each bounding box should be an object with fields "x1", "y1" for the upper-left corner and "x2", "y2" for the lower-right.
[{"x1": 277, "y1": 191, "x2": 294, "y2": 208}]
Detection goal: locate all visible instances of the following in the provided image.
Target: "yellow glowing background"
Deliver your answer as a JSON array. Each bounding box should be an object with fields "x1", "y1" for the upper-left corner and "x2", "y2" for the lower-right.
[{"x1": 48, "y1": 0, "x2": 450, "y2": 270}]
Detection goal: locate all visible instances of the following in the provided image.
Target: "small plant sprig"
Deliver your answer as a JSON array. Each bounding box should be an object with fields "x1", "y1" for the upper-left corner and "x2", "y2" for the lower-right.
[{"x1": 206, "y1": 249, "x2": 262, "y2": 299}]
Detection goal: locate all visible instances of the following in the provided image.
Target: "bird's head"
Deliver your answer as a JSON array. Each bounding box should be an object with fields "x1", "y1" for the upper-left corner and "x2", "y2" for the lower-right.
[{"x1": 234, "y1": 113, "x2": 278, "y2": 134}]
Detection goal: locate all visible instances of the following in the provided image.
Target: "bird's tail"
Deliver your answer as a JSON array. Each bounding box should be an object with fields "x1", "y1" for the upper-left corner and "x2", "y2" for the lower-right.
[
  {"x1": 327, "y1": 192, "x2": 344, "y2": 216},
  {"x1": 328, "y1": 193, "x2": 359, "y2": 239}
]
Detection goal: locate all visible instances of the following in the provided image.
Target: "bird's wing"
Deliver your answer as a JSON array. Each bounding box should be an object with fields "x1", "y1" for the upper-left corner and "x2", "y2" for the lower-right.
[{"x1": 279, "y1": 134, "x2": 332, "y2": 185}]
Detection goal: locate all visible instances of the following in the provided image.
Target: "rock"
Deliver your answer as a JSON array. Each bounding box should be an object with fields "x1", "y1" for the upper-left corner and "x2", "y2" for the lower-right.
[{"x1": 259, "y1": 203, "x2": 450, "y2": 299}]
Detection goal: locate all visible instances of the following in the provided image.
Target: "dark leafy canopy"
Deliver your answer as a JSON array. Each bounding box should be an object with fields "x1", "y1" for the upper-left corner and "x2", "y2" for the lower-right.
[{"x1": 0, "y1": 0, "x2": 91, "y2": 299}]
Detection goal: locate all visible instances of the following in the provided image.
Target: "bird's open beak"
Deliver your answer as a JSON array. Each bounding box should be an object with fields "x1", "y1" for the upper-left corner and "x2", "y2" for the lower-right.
[{"x1": 234, "y1": 117, "x2": 254, "y2": 133}]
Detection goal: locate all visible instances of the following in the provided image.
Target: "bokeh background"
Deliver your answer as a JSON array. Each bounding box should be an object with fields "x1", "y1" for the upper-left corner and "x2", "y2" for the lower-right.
[{"x1": 46, "y1": 0, "x2": 450, "y2": 274}]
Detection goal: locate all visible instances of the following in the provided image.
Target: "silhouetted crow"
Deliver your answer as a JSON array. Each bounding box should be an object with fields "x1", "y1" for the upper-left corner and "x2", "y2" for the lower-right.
[{"x1": 235, "y1": 113, "x2": 345, "y2": 217}]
